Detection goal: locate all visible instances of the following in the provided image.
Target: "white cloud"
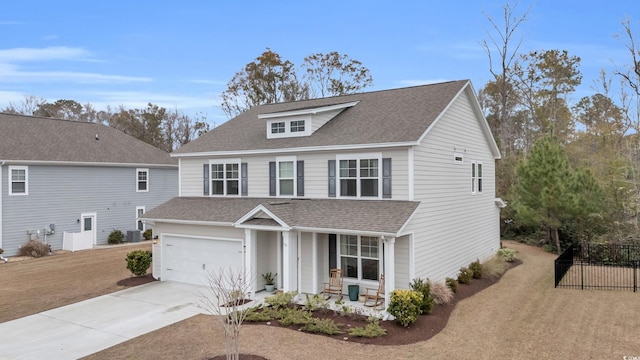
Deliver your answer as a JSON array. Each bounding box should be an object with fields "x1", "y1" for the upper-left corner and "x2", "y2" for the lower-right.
[
  {"x1": 0, "y1": 46, "x2": 91, "y2": 62},
  {"x1": 89, "y1": 90, "x2": 216, "y2": 111},
  {"x1": 0, "y1": 90, "x2": 28, "y2": 104},
  {"x1": 189, "y1": 79, "x2": 226, "y2": 85}
]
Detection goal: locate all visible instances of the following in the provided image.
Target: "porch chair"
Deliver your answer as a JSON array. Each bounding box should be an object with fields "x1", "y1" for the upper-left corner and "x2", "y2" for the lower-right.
[
  {"x1": 363, "y1": 274, "x2": 385, "y2": 308},
  {"x1": 322, "y1": 268, "x2": 344, "y2": 300}
]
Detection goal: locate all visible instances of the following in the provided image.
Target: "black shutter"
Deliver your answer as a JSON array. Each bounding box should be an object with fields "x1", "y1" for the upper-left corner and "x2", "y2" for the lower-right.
[
  {"x1": 203, "y1": 164, "x2": 209, "y2": 196},
  {"x1": 269, "y1": 161, "x2": 276, "y2": 196},
  {"x1": 328, "y1": 160, "x2": 336, "y2": 197},
  {"x1": 297, "y1": 160, "x2": 304, "y2": 197},
  {"x1": 241, "y1": 163, "x2": 248, "y2": 196},
  {"x1": 382, "y1": 158, "x2": 392, "y2": 198}
]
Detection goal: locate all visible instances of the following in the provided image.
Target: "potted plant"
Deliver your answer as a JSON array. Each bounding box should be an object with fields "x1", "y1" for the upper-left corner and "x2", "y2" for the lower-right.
[{"x1": 262, "y1": 272, "x2": 277, "y2": 293}]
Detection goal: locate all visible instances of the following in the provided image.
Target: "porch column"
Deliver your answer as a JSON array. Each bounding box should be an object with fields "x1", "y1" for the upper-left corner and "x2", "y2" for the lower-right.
[
  {"x1": 282, "y1": 231, "x2": 292, "y2": 292},
  {"x1": 312, "y1": 232, "x2": 318, "y2": 294},
  {"x1": 383, "y1": 236, "x2": 396, "y2": 309},
  {"x1": 245, "y1": 229, "x2": 257, "y2": 295}
]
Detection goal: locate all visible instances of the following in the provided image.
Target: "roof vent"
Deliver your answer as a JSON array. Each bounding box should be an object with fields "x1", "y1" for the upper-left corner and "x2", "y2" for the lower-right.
[{"x1": 95, "y1": 133, "x2": 99, "y2": 140}]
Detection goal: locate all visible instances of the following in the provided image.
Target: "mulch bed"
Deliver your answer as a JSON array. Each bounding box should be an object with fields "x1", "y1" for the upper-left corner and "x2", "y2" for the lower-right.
[
  {"x1": 246, "y1": 259, "x2": 522, "y2": 346},
  {"x1": 116, "y1": 274, "x2": 157, "y2": 287}
]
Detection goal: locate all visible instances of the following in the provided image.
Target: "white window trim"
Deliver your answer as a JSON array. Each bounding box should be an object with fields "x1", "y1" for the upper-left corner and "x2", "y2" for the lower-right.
[
  {"x1": 8, "y1": 165, "x2": 28, "y2": 196},
  {"x1": 471, "y1": 161, "x2": 483, "y2": 195},
  {"x1": 266, "y1": 116, "x2": 312, "y2": 139},
  {"x1": 208, "y1": 158, "x2": 242, "y2": 197},
  {"x1": 136, "y1": 168, "x2": 149, "y2": 193},
  {"x1": 276, "y1": 156, "x2": 296, "y2": 197},
  {"x1": 337, "y1": 234, "x2": 382, "y2": 282},
  {"x1": 136, "y1": 206, "x2": 146, "y2": 231},
  {"x1": 336, "y1": 153, "x2": 383, "y2": 199}
]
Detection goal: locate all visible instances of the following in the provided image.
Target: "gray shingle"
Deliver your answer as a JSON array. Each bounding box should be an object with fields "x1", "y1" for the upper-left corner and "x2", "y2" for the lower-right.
[
  {"x1": 174, "y1": 80, "x2": 468, "y2": 154},
  {"x1": 142, "y1": 197, "x2": 420, "y2": 234},
  {"x1": 0, "y1": 113, "x2": 176, "y2": 165}
]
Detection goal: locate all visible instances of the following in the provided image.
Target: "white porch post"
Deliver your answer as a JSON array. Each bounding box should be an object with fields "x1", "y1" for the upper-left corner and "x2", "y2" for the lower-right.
[
  {"x1": 383, "y1": 236, "x2": 396, "y2": 309},
  {"x1": 282, "y1": 231, "x2": 292, "y2": 292},
  {"x1": 244, "y1": 229, "x2": 257, "y2": 295},
  {"x1": 297, "y1": 231, "x2": 302, "y2": 294},
  {"x1": 311, "y1": 232, "x2": 318, "y2": 294}
]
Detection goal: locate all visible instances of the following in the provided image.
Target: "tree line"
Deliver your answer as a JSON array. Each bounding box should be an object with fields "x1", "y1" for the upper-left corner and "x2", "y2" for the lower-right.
[{"x1": 481, "y1": 2, "x2": 640, "y2": 252}]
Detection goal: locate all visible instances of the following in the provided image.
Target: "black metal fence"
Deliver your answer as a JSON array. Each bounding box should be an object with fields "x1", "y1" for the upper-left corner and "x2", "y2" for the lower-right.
[{"x1": 554, "y1": 244, "x2": 640, "y2": 292}]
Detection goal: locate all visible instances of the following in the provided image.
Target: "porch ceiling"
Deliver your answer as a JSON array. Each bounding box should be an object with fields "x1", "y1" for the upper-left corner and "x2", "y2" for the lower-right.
[{"x1": 142, "y1": 197, "x2": 420, "y2": 235}]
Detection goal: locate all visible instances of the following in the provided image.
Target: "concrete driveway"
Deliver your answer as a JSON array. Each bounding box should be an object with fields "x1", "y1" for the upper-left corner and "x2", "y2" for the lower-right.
[{"x1": 0, "y1": 281, "x2": 211, "y2": 359}]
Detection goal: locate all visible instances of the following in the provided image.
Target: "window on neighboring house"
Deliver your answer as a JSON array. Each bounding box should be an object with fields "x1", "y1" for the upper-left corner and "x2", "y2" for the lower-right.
[
  {"x1": 471, "y1": 161, "x2": 483, "y2": 194},
  {"x1": 136, "y1": 206, "x2": 145, "y2": 231},
  {"x1": 137, "y1": 168, "x2": 148, "y2": 192},
  {"x1": 211, "y1": 162, "x2": 239, "y2": 195},
  {"x1": 9, "y1": 166, "x2": 28, "y2": 195},
  {"x1": 339, "y1": 158, "x2": 379, "y2": 197},
  {"x1": 271, "y1": 122, "x2": 285, "y2": 134},
  {"x1": 339, "y1": 235, "x2": 380, "y2": 281},
  {"x1": 278, "y1": 160, "x2": 295, "y2": 196},
  {"x1": 290, "y1": 120, "x2": 305, "y2": 132}
]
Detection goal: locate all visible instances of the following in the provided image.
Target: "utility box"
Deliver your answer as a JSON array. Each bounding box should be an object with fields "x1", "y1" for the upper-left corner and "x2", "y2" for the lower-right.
[{"x1": 126, "y1": 230, "x2": 141, "y2": 243}]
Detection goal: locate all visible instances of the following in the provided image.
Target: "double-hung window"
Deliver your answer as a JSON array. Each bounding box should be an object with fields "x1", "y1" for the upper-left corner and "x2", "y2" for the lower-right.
[
  {"x1": 278, "y1": 159, "x2": 295, "y2": 196},
  {"x1": 136, "y1": 168, "x2": 149, "y2": 192},
  {"x1": 339, "y1": 235, "x2": 380, "y2": 281},
  {"x1": 9, "y1": 166, "x2": 28, "y2": 195},
  {"x1": 136, "y1": 206, "x2": 145, "y2": 231},
  {"x1": 290, "y1": 120, "x2": 305, "y2": 132},
  {"x1": 271, "y1": 122, "x2": 285, "y2": 134},
  {"x1": 211, "y1": 161, "x2": 240, "y2": 195},
  {"x1": 471, "y1": 161, "x2": 483, "y2": 194},
  {"x1": 338, "y1": 154, "x2": 380, "y2": 198}
]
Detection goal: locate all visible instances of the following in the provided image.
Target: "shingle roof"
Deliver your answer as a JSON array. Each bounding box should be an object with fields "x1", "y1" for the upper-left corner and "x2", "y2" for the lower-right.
[
  {"x1": 174, "y1": 80, "x2": 469, "y2": 154},
  {"x1": 141, "y1": 197, "x2": 420, "y2": 235},
  {"x1": 0, "y1": 113, "x2": 176, "y2": 166}
]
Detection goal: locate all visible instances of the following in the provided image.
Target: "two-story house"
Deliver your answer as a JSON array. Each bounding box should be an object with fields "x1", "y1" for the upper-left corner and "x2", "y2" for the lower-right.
[
  {"x1": 142, "y1": 80, "x2": 503, "y2": 307},
  {"x1": 0, "y1": 114, "x2": 178, "y2": 256}
]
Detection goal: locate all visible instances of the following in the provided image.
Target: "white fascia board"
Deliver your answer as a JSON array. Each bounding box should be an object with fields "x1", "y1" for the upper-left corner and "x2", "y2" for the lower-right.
[
  {"x1": 141, "y1": 218, "x2": 235, "y2": 227},
  {"x1": 172, "y1": 141, "x2": 417, "y2": 158},
  {"x1": 257, "y1": 101, "x2": 360, "y2": 119},
  {"x1": 0, "y1": 160, "x2": 177, "y2": 168},
  {"x1": 235, "y1": 224, "x2": 292, "y2": 231},
  {"x1": 395, "y1": 203, "x2": 421, "y2": 235},
  {"x1": 235, "y1": 204, "x2": 290, "y2": 228},
  {"x1": 293, "y1": 226, "x2": 396, "y2": 238}
]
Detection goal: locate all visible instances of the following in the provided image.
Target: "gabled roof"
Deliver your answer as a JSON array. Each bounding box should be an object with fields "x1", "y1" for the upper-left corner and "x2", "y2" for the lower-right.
[
  {"x1": 141, "y1": 197, "x2": 420, "y2": 235},
  {"x1": 0, "y1": 113, "x2": 176, "y2": 166},
  {"x1": 175, "y1": 80, "x2": 475, "y2": 155}
]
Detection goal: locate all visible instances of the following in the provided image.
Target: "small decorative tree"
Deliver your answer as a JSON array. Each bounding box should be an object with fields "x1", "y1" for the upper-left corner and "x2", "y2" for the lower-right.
[
  {"x1": 125, "y1": 250, "x2": 152, "y2": 276},
  {"x1": 202, "y1": 268, "x2": 253, "y2": 360}
]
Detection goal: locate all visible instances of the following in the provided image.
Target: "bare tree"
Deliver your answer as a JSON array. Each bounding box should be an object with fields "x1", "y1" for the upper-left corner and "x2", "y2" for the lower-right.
[
  {"x1": 201, "y1": 268, "x2": 253, "y2": 360},
  {"x1": 2, "y1": 95, "x2": 46, "y2": 115}
]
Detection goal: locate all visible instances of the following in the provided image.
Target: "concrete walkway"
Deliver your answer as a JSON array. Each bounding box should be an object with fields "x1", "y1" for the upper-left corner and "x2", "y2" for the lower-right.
[{"x1": 0, "y1": 282, "x2": 213, "y2": 359}]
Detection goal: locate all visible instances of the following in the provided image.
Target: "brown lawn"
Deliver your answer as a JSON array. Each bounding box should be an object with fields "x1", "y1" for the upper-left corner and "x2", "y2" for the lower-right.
[
  {"x1": 0, "y1": 242, "x2": 153, "y2": 323},
  {"x1": 2, "y1": 241, "x2": 639, "y2": 359}
]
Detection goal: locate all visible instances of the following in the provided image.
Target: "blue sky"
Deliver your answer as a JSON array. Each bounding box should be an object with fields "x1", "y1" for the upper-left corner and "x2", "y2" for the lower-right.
[{"x1": 0, "y1": 1, "x2": 637, "y2": 126}]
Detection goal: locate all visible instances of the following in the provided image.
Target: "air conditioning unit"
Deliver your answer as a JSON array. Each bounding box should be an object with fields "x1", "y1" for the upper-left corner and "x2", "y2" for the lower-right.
[{"x1": 126, "y1": 230, "x2": 141, "y2": 243}]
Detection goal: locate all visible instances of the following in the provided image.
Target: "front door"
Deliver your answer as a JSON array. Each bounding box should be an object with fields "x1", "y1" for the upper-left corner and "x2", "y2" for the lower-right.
[{"x1": 80, "y1": 213, "x2": 97, "y2": 245}]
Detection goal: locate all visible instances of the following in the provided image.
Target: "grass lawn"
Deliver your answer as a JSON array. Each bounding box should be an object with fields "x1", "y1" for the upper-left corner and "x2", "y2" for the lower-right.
[
  {"x1": 0, "y1": 242, "x2": 152, "y2": 323},
  {"x1": 3, "y1": 241, "x2": 639, "y2": 359}
]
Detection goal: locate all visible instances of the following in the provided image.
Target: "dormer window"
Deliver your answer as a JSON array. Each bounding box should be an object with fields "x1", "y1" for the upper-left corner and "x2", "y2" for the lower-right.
[
  {"x1": 290, "y1": 120, "x2": 305, "y2": 132},
  {"x1": 271, "y1": 122, "x2": 285, "y2": 134}
]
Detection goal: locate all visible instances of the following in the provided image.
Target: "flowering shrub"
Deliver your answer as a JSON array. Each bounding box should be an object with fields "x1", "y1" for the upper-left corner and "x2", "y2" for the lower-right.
[
  {"x1": 497, "y1": 247, "x2": 517, "y2": 262},
  {"x1": 387, "y1": 289, "x2": 423, "y2": 327}
]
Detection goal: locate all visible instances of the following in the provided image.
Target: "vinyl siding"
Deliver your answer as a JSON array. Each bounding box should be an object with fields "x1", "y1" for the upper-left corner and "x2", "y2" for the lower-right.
[
  {"x1": 1, "y1": 165, "x2": 177, "y2": 256},
  {"x1": 299, "y1": 232, "x2": 314, "y2": 294},
  {"x1": 256, "y1": 230, "x2": 277, "y2": 290},
  {"x1": 178, "y1": 147, "x2": 409, "y2": 200},
  {"x1": 394, "y1": 234, "x2": 411, "y2": 290},
  {"x1": 405, "y1": 89, "x2": 500, "y2": 281}
]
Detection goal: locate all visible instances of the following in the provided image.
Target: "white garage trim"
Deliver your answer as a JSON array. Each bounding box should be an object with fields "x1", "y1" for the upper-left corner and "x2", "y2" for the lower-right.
[{"x1": 161, "y1": 233, "x2": 244, "y2": 287}]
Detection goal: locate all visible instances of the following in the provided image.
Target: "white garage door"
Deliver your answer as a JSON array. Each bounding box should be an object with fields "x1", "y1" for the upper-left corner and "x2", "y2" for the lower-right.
[{"x1": 163, "y1": 235, "x2": 243, "y2": 286}]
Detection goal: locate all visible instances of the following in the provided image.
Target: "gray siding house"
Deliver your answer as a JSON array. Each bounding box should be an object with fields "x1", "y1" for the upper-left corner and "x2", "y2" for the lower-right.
[
  {"x1": 0, "y1": 113, "x2": 178, "y2": 256},
  {"x1": 143, "y1": 80, "x2": 503, "y2": 308}
]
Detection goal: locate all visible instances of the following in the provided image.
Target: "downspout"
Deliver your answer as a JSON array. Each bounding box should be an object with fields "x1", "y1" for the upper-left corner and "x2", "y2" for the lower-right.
[{"x1": 0, "y1": 160, "x2": 6, "y2": 262}]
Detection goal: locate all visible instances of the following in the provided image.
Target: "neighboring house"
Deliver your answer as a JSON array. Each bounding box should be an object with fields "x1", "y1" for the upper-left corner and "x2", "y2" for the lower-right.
[
  {"x1": 0, "y1": 113, "x2": 178, "y2": 256},
  {"x1": 142, "y1": 80, "x2": 503, "y2": 307}
]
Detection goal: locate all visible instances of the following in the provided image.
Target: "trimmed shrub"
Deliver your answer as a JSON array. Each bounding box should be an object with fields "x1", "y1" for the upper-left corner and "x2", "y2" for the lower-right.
[
  {"x1": 108, "y1": 230, "x2": 125, "y2": 244},
  {"x1": 301, "y1": 318, "x2": 343, "y2": 335},
  {"x1": 143, "y1": 229, "x2": 153, "y2": 240},
  {"x1": 429, "y1": 280, "x2": 454, "y2": 305},
  {"x1": 125, "y1": 250, "x2": 152, "y2": 276},
  {"x1": 348, "y1": 318, "x2": 387, "y2": 338},
  {"x1": 387, "y1": 289, "x2": 423, "y2": 327},
  {"x1": 469, "y1": 259, "x2": 483, "y2": 279},
  {"x1": 497, "y1": 247, "x2": 517, "y2": 262},
  {"x1": 264, "y1": 291, "x2": 296, "y2": 310},
  {"x1": 0, "y1": 248, "x2": 3, "y2": 255},
  {"x1": 18, "y1": 240, "x2": 51, "y2": 258},
  {"x1": 245, "y1": 307, "x2": 275, "y2": 322},
  {"x1": 457, "y1": 267, "x2": 473, "y2": 285},
  {"x1": 445, "y1": 277, "x2": 458, "y2": 293},
  {"x1": 304, "y1": 294, "x2": 329, "y2": 312},
  {"x1": 409, "y1": 278, "x2": 434, "y2": 315},
  {"x1": 277, "y1": 308, "x2": 313, "y2": 326}
]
